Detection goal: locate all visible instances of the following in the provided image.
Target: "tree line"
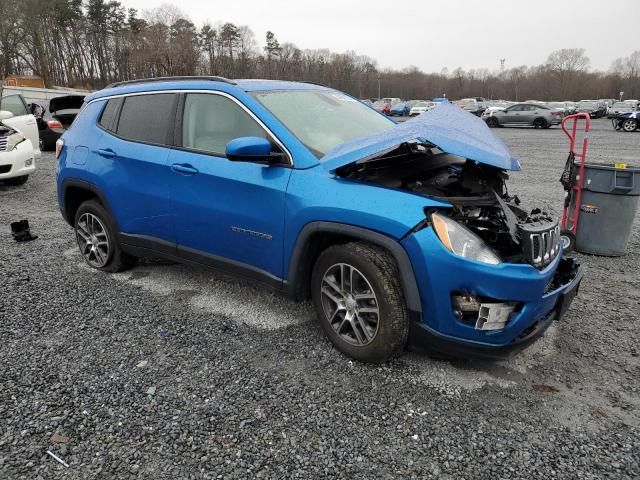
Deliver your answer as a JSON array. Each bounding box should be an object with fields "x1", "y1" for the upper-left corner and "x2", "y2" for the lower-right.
[{"x1": 1, "y1": 0, "x2": 639, "y2": 101}]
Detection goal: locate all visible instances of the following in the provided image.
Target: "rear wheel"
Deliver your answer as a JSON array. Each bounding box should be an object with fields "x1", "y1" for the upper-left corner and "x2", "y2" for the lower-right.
[
  {"x1": 75, "y1": 200, "x2": 137, "y2": 272},
  {"x1": 311, "y1": 242, "x2": 408, "y2": 363},
  {"x1": 622, "y1": 119, "x2": 638, "y2": 132},
  {"x1": 533, "y1": 118, "x2": 548, "y2": 128},
  {"x1": 4, "y1": 175, "x2": 29, "y2": 186}
]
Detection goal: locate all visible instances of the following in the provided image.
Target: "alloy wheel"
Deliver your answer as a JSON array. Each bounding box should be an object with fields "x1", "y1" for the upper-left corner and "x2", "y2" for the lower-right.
[
  {"x1": 76, "y1": 213, "x2": 110, "y2": 268},
  {"x1": 622, "y1": 120, "x2": 637, "y2": 132},
  {"x1": 320, "y1": 263, "x2": 380, "y2": 346}
]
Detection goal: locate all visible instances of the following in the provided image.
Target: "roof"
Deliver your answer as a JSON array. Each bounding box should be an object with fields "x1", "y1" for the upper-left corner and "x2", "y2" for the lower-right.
[{"x1": 85, "y1": 77, "x2": 331, "y2": 103}]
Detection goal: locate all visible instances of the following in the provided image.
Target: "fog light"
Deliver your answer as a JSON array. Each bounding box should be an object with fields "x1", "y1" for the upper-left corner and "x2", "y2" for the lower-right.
[
  {"x1": 25, "y1": 158, "x2": 33, "y2": 166},
  {"x1": 475, "y1": 303, "x2": 516, "y2": 331},
  {"x1": 451, "y1": 294, "x2": 518, "y2": 331}
]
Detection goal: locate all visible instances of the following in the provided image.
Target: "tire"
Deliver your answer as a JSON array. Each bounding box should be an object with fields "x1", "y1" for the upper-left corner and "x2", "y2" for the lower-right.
[
  {"x1": 74, "y1": 199, "x2": 137, "y2": 272},
  {"x1": 560, "y1": 230, "x2": 576, "y2": 254},
  {"x1": 533, "y1": 118, "x2": 548, "y2": 129},
  {"x1": 4, "y1": 175, "x2": 29, "y2": 186},
  {"x1": 486, "y1": 117, "x2": 499, "y2": 128},
  {"x1": 622, "y1": 119, "x2": 638, "y2": 132},
  {"x1": 311, "y1": 242, "x2": 408, "y2": 362}
]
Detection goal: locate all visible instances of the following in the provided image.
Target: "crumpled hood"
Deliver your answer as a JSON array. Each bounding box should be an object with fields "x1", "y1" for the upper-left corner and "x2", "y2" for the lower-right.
[{"x1": 321, "y1": 102, "x2": 521, "y2": 172}]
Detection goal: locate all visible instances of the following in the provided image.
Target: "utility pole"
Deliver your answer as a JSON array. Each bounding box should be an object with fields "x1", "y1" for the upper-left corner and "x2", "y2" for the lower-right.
[{"x1": 377, "y1": 75, "x2": 381, "y2": 99}]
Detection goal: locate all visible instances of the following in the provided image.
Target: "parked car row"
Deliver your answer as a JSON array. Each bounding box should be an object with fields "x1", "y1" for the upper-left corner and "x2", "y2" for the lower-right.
[
  {"x1": 365, "y1": 97, "x2": 449, "y2": 117},
  {"x1": 364, "y1": 94, "x2": 640, "y2": 124}
]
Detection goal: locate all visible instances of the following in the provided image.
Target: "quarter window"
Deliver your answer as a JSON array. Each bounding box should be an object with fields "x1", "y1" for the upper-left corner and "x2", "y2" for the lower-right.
[
  {"x1": 181, "y1": 93, "x2": 267, "y2": 156},
  {"x1": 0, "y1": 95, "x2": 28, "y2": 117},
  {"x1": 98, "y1": 98, "x2": 121, "y2": 131},
  {"x1": 116, "y1": 94, "x2": 176, "y2": 145}
]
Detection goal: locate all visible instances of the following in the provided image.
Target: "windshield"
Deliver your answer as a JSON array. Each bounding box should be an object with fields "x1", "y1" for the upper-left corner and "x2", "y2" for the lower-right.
[
  {"x1": 253, "y1": 90, "x2": 394, "y2": 157},
  {"x1": 415, "y1": 101, "x2": 429, "y2": 107}
]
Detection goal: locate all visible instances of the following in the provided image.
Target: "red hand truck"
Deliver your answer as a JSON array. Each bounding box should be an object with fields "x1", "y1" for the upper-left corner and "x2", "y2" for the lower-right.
[{"x1": 559, "y1": 113, "x2": 591, "y2": 252}]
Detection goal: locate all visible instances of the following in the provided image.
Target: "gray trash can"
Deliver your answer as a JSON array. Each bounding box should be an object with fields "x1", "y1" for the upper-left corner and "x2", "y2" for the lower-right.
[{"x1": 569, "y1": 163, "x2": 640, "y2": 256}]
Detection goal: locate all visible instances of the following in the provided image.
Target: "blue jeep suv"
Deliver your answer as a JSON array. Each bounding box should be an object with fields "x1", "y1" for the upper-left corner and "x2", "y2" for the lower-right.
[{"x1": 56, "y1": 76, "x2": 582, "y2": 362}]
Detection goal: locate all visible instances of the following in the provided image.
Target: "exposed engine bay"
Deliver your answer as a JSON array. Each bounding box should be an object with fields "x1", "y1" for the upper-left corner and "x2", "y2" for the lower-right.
[{"x1": 337, "y1": 142, "x2": 560, "y2": 267}]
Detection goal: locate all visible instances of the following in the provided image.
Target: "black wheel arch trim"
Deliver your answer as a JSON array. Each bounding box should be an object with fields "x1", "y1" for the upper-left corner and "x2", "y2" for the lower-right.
[
  {"x1": 286, "y1": 221, "x2": 422, "y2": 314},
  {"x1": 60, "y1": 179, "x2": 116, "y2": 227}
]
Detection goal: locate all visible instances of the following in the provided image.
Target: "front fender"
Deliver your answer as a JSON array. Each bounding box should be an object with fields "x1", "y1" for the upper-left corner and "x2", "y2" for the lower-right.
[{"x1": 283, "y1": 167, "x2": 450, "y2": 313}]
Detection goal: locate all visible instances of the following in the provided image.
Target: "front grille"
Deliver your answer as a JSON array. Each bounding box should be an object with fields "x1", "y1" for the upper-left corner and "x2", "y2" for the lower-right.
[
  {"x1": 0, "y1": 164, "x2": 11, "y2": 174},
  {"x1": 518, "y1": 221, "x2": 560, "y2": 269},
  {"x1": 0, "y1": 137, "x2": 8, "y2": 152}
]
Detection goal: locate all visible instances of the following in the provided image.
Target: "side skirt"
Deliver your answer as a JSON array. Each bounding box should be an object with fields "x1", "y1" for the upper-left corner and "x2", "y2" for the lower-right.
[{"x1": 118, "y1": 233, "x2": 285, "y2": 293}]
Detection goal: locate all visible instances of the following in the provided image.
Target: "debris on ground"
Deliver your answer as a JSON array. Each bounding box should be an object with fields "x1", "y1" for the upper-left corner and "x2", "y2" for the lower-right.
[
  {"x1": 46, "y1": 450, "x2": 69, "y2": 468},
  {"x1": 532, "y1": 384, "x2": 561, "y2": 393},
  {"x1": 10, "y1": 219, "x2": 38, "y2": 242},
  {"x1": 49, "y1": 433, "x2": 70, "y2": 444}
]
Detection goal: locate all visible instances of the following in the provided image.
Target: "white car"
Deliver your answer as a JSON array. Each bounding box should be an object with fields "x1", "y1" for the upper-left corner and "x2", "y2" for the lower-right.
[
  {"x1": 0, "y1": 110, "x2": 36, "y2": 185},
  {"x1": 0, "y1": 93, "x2": 40, "y2": 157},
  {"x1": 455, "y1": 97, "x2": 487, "y2": 116},
  {"x1": 409, "y1": 101, "x2": 434, "y2": 116},
  {"x1": 481, "y1": 103, "x2": 510, "y2": 118}
]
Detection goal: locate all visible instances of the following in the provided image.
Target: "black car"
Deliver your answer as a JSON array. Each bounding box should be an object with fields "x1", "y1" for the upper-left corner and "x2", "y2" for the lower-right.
[{"x1": 29, "y1": 95, "x2": 85, "y2": 151}]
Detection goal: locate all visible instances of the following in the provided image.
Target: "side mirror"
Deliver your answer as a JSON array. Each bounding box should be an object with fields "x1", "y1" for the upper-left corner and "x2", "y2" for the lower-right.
[
  {"x1": 0, "y1": 110, "x2": 14, "y2": 122},
  {"x1": 226, "y1": 136, "x2": 280, "y2": 164}
]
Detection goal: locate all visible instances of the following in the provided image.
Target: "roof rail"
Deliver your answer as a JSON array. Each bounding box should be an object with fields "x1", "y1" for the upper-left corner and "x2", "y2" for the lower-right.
[{"x1": 105, "y1": 76, "x2": 236, "y2": 89}]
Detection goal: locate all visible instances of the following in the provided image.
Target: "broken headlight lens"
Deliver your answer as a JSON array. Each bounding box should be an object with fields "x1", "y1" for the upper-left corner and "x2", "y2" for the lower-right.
[
  {"x1": 431, "y1": 212, "x2": 501, "y2": 265},
  {"x1": 7, "y1": 132, "x2": 26, "y2": 151}
]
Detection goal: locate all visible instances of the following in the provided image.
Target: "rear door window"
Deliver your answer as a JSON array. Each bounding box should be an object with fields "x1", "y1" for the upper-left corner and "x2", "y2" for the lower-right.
[
  {"x1": 1, "y1": 94, "x2": 29, "y2": 117},
  {"x1": 116, "y1": 94, "x2": 177, "y2": 145}
]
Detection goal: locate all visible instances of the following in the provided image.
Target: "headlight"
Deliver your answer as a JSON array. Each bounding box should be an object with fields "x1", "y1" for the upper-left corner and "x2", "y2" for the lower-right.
[
  {"x1": 431, "y1": 212, "x2": 501, "y2": 265},
  {"x1": 7, "y1": 132, "x2": 26, "y2": 151}
]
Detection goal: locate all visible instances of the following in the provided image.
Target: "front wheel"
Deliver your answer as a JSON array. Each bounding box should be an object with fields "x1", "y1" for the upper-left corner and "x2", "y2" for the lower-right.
[
  {"x1": 486, "y1": 117, "x2": 499, "y2": 128},
  {"x1": 74, "y1": 200, "x2": 137, "y2": 272},
  {"x1": 622, "y1": 119, "x2": 638, "y2": 132},
  {"x1": 311, "y1": 242, "x2": 408, "y2": 362}
]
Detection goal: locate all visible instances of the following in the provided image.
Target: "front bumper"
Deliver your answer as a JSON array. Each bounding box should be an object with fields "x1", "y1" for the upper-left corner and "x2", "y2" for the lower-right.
[
  {"x1": 402, "y1": 227, "x2": 583, "y2": 358},
  {"x1": 0, "y1": 141, "x2": 36, "y2": 180}
]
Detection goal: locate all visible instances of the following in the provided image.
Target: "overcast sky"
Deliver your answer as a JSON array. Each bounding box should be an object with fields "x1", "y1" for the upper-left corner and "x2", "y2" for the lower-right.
[{"x1": 124, "y1": 0, "x2": 638, "y2": 72}]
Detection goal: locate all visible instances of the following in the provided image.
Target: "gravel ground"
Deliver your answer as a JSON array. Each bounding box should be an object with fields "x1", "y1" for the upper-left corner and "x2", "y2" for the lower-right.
[{"x1": 1, "y1": 118, "x2": 639, "y2": 479}]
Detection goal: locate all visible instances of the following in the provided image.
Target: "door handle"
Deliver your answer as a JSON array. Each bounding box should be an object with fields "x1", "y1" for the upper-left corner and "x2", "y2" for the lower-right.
[
  {"x1": 96, "y1": 148, "x2": 116, "y2": 158},
  {"x1": 171, "y1": 163, "x2": 199, "y2": 175}
]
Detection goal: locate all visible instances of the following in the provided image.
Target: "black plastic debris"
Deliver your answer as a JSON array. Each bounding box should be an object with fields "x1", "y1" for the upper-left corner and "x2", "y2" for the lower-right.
[{"x1": 11, "y1": 220, "x2": 38, "y2": 242}]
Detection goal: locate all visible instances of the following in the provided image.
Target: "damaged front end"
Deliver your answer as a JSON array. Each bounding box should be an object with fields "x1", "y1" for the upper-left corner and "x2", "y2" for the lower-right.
[
  {"x1": 336, "y1": 142, "x2": 562, "y2": 270},
  {"x1": 331, "y1": 122, "x2": 582, "y2": 356},
  {"x1": 0, "y1": 123, "x2": 28, "y2": 153}
]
